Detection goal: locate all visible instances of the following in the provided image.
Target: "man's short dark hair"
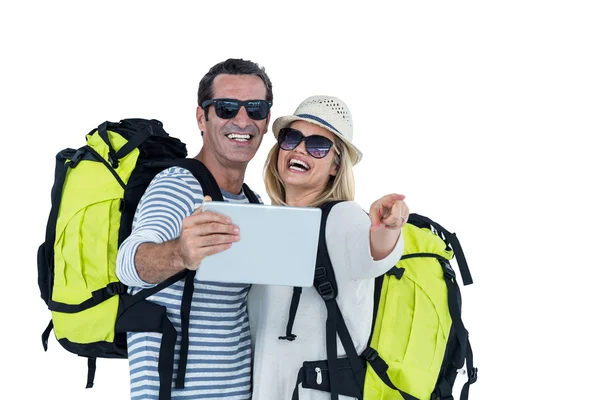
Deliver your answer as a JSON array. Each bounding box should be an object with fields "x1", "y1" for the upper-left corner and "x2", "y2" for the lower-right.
[{"x1": 197, "y1": 58, "x2": 273, "y2": 107}]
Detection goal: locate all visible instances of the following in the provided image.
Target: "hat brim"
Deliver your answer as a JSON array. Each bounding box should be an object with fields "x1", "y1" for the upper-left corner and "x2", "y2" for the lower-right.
[{"x1": 272, "y1": 115, "x2": 363, "y2": 165}]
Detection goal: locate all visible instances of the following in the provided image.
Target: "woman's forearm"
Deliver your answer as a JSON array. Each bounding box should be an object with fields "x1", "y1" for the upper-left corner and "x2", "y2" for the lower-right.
[{"x1": 370, "y1": 227, "x2": 402, "y2": 261}]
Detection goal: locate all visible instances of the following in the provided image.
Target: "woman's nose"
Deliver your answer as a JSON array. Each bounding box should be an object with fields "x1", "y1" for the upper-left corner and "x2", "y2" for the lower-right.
[{"x1": 293, "y1": 139, "x2": 308, "y2": 154}]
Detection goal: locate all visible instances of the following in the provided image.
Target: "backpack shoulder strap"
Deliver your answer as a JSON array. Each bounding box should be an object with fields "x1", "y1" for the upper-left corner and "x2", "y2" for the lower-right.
[
  {"x1": 313, "y1": 200, "x2": 345, "y2": 297},
  {"x1": 242, "y1": 183, "x2": 260, "y2": 204},
  {"x1": 278, "y1": 200, "x2": 345, "y2": 341},
  {"x1": 283, "y1": 200, "x2": 369, "y2": 399},
  {"x1": 170, "y1": 158, "x2": 224, "y2": 201},
  {"x1": 315, "y1": 200, "x2": 368, "y2": 399},
  {"x1": 136, "y1": 157, "x2": 223, "y2": 391},
  {"x1": 170, "y1": 158, "x2": 260, "y2": 204},
  {"x1": 318, "y1": 201, "x2": 418, "y2": 400},
  {"x1": 142, "y1": 158, "x2": 259, "y2": 391}
]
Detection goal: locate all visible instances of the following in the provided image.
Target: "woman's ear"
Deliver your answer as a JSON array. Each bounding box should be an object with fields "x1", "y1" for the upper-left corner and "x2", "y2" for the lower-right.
[{"x1": 329, "y1": 161, "x2": 339, "y2": 177}]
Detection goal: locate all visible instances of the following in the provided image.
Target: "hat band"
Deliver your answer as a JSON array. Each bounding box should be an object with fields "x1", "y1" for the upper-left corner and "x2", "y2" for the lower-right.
[{"x1": 297, "y1": 114, "x2": 342, "y2": 136}]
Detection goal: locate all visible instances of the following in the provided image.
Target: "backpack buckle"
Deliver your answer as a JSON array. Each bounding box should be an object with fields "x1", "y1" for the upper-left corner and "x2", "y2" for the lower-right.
[
  {"x1": 278, "y1": 334, "x2": 297, "y2": 341},
  {"x1": 68, "y1": 148, "x2": 86, "y2": 168},
  {"x1": 387, "y1": 266, "x2": 405, "y2": 280},
  {"x1": 106, "y1": 282, "x2": 126, "y2": 296},
  {"x1": 442, "y1": 262, "x2": 456, "y2": 279},
  {"x1": 362, "y1": 347, "x2": 379, "y2": 362},
  {"x1": 430, "y1": 387, "x2": 453, "y2": 400},
  {"x1": 468, "y1": 367, "x2": 478, "y2": 384},
  {"x1": 317, "y1": 282, "x2": 334, "y2": 301},
  {"x1": 108, "y1": 153, "x2": 119, "y2": 169},
  {"x1": 314, "y1": 267, "x2": 326, "y2": 279}
]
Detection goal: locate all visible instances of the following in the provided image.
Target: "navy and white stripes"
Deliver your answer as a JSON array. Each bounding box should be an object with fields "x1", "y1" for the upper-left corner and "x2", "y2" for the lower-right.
[{"x1": 116, "y1": 167, "x2": 258, "y2": 399}]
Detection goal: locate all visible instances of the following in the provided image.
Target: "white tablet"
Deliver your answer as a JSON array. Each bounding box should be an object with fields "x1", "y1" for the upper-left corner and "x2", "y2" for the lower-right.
[{"x1": 197, "y1": 202, "x2": 322, "y2": 287}]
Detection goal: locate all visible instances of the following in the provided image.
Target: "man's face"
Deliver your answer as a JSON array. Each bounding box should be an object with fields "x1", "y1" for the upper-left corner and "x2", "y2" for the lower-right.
[{"x1": 197, "y1": 74, "x2": 270, "y2": 166}]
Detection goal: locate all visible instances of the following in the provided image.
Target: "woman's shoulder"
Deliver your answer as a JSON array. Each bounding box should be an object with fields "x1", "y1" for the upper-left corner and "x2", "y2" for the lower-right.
[
  {"x1": 328, "y1": 200, "x2": 367, "y2": 218},
  {"x1": 324, "y1": 200, "x2": 369, "y2": 232}
]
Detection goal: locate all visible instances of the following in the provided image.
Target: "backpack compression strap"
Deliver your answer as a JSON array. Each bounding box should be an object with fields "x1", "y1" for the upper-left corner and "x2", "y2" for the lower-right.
[
  {"x1": 47, "y1": 282, "x2": 128, "y2": 314},
  {"x1": 360, "y1": 348, "x2": 419, "y2": 400},
  {"x1": 408, "y1": 213, "x2": 473, "y2": 286},
  {"x1": 460, "y1": 341, "x2": 477, "y2": 400},
  {"x1": 116, "y1": 268, "x2": 189, "y2": 400},
  {"x1": 432, "y1": 340, "x2": 477, "y2": 400},
  {"x1": 435, "y1": 260, "x2": 477, "y2": 400},
  {"x1": 97, "y1": 120, "x2": 155, "y2": 168}
]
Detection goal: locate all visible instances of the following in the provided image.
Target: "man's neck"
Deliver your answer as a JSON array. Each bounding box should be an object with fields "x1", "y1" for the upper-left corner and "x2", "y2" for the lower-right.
[{"x1": 196, "y1": 150, "x2": 246, "y2": 195}]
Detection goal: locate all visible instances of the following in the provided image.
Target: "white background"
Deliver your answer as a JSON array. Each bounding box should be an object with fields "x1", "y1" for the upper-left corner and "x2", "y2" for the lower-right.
[{"x1": 1, "y1": 1, "x2": 598, "y2": 399}]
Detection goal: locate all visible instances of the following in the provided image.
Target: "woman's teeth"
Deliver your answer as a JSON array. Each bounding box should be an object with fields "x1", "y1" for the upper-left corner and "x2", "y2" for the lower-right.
[{"x1": 289, "y1": 158, "x2": 309, "y2": 171}]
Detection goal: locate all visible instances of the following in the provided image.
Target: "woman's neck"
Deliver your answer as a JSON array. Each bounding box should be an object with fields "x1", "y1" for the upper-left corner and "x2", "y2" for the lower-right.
[{"x1": 284, "y1": 186, "x2": 322, "y2": 207}]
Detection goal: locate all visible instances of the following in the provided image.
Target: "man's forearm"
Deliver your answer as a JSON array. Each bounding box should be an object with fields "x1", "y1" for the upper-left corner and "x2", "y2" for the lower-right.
[{"x1": 135, "y1": 240, "x2": 186, "y2": 284}]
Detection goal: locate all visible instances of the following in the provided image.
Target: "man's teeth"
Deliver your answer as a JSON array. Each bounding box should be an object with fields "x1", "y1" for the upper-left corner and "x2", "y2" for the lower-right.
[
  {"x1": 226, "y1": 133, "x2": 251, "y2": 141},
  {"x1": 290, "y1": 159, "x2": 309, "y2": 171}
]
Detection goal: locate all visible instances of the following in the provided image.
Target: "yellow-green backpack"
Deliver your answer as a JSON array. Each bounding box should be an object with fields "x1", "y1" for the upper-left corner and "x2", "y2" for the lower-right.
[
  {"x1": 37, "y1": 118, "x2": 258, "y2": 400},
  {"x1": 282, "y1": 201, "x2": 477, "y2": 400},
  {"x1": 37, "y1": 119, "x2": 186, "y2": 365}
]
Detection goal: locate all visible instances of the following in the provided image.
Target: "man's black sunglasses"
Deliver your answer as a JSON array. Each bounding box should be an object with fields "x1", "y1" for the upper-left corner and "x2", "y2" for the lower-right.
[
  {"x1": 278, "y1": 127, "x2": 335, "y2": 159},
  {"x1": 201, "y1": 98, "x2": 272, "y2": 121}
]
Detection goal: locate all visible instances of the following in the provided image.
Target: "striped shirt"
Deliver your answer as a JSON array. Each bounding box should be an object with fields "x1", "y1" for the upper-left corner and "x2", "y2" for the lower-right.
[{"x1": 116, "y1": 167, "x2": 261, "y2": 400}]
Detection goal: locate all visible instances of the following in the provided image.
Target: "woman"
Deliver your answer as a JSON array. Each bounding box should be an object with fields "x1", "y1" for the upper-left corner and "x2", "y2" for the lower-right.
[{"x1": 248, "y1": 95, "x2": 409, "y2": 399}]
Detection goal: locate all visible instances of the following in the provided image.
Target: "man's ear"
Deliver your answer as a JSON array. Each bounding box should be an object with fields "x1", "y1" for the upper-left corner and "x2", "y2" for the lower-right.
[
  {"x1": 262, "y1": 111, "x2": 271, "y2": 135},
  {"x1": 197, "y1": 106, "x2": 206, "y2": 132}
]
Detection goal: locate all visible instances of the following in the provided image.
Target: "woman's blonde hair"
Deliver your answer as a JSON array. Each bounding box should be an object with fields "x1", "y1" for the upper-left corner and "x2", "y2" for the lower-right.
[{"x1": 263, "y1": 135, "x2": 355, "y2": 208}]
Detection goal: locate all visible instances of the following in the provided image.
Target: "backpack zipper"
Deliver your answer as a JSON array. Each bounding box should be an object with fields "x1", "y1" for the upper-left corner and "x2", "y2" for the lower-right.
[{"x1": 313, "y1": 365, "x2": 353, "y2": 385}]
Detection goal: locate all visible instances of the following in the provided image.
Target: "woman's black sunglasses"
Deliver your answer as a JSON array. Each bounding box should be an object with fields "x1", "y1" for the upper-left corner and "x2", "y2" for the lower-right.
[
  {"x1": 278, "y1": 127, "x2": 335, "y2": 159},
  {"x1": 201, "y1": 98, "x2": 272, "y2": 121}
]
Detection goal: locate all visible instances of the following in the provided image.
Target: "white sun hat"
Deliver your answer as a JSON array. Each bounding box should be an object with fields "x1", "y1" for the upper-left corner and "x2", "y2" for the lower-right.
[{"x1": 271, "y1": 95, "x2": 363, "y2": 165}]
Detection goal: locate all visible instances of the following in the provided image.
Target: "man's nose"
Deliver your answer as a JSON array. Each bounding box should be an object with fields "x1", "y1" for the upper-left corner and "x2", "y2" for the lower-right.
[{"x1": 232, "y1": 106, "x2": 251, "y2": 129}]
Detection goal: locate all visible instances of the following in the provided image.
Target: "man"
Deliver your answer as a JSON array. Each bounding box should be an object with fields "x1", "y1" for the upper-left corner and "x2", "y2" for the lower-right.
[{"x1": 116, "y1": 58, "x2": 273, "y2": 399}]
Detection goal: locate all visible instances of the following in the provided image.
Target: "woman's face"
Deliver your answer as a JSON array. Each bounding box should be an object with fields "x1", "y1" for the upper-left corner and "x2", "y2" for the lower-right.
[{"x1": 277, "y1": 120, "x2": 339, "y2": 195}]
